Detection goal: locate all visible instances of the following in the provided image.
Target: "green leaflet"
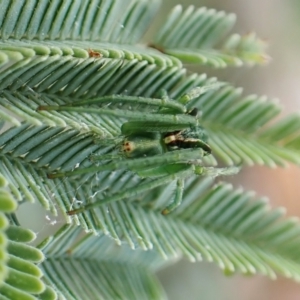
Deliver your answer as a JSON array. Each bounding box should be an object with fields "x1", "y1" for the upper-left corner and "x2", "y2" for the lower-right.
[
  {"x1": 152, "y1": 6, "x2": 269, "y2": 67},
  {"x1": 37, "y1": 177, "x2": 300, "y2": 284},
  {"x1": 0, "y1": 174, "x2": 16, "y2": 285},
  {"x1": 0, "y1": 0, "x2": 160, "y2": 43},
  {"x1": 39, "y1": 225, "x2": 167, "y2": 300},
  {"x1": 0, "y1": 174, "x2": 56, "y2": 299}
]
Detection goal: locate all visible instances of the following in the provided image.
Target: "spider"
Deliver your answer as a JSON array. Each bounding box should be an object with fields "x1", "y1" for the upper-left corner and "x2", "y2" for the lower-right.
[{"x1": 37, "y1": 87, "x2": 238, "y2": 215}]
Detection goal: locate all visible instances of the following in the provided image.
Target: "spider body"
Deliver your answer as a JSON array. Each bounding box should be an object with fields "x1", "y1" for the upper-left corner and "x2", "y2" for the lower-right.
[
  {"x1": 37, "y1": 87, "x2": 237, "y2": 215},
  {"x1": 121, "y1": 125, "x2": 211, "y2": 159}
]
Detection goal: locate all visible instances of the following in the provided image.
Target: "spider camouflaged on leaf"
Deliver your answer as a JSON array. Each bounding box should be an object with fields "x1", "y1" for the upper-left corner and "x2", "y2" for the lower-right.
[{"x1": 38, "y1": 87, "x2": 239, "y2": 215}]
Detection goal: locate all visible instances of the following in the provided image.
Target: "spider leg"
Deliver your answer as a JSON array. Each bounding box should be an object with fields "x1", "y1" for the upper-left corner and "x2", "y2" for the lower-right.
[
  {"x1": 178, "y1": 87, "x2": 206, "y2": 105},
  {"x1": 66, "y1": 166, "x2": 240, "y2": 215},
  {"x1": 121, "y1": 121, "x2": 191, "y2": 135},
  {"x1": 158, "y1": 166, "x2": 241, "y2": 216},
  {"x1": 89, "y1": 153, "x2": 123, "y2": 162},
  {"x1": 161, "y1": 179, "x2": 184, "y2": 215},
  {"x1": 48, "y1": 148, "x2": 205, "y2": 178},
  {"x1": 133, "y1": 163, "x2": 193, "y2": 177},
  {"x1": 37, "y1": 106, "x2": 196, "y2": 127},
  {"x1": 198, "y1": 166, "x2": 241, "y2": 177},
  {"x1": 38, "y1": 94, "x2": 186, "y2": 113},
  {"x1": 67, "y1": 165, "x2": 194, "y2": 215},
  {"x1": 178, "y1": 84, "x2": 223, "y2": 105}
]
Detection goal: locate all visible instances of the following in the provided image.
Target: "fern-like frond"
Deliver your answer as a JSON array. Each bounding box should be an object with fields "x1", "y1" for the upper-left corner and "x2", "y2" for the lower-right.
[
  {"x1": 258, "y1": 113, "x2": 300, "y2": 149},
  {"x1": 0, "y1": 174, "x2": 17, "y2": 285},
  {"x1": 0, "y1": 175, "x2": 56, "y2": 299},
  {"x1": 38, "y1": 225, "x2": 167, "y2": 300},
  {"x1": 1, "y1": 1, "x2": 299, "y2": 296},
  {"x1": 41, "y1": 258, "x2": 165, "y2": 300},
  {"x1": 222, "y1": 32, "x2": 269, "y2": 65},
  {"x1": 69, "y1": 178, "x2": 300, "y2": 281},
  {"x1": 2, "y1": 223, "x2": 56, "y2": 300},
  {"x1": 2, "y1": 78, "x2": 300, "y2": 170},
  {"x1": 39, "y1": 225, "x2": 171, "y2": 270},
  {"x1": 0, "y1": 0, "x2": 160, "y2": 43},
  {"x1": 0, "y1": 124, "x2": 104, "y2": 214},
  {"x1": 152, "y1": 5, "x2": 269, "y2": 67},
  {"x1": 174, "y1": 84, "x2": 300, "y2": 167},
  {"x1": 0, "y1": 40, "x2": 182, "y2": 97},
  {"x1": 0, "y1": 121, "x2": 155, "y2": 216},
  {"x1": 0, "y1": 1, "x2": 268, "y2": 69},
  {"x1": 31, "y1": 177, "x2": 300, "y2": 283},
  {"x1": 0, "y1": 78, "x2": 300, "y2": 215}
]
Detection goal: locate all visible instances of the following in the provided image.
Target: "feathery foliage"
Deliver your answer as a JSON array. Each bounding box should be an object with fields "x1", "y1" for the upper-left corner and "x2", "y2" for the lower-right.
[
  {"x1": 38, "y1": 179, "x2": 300, "y2": 282},
  {"x1": 0, "y1": 174, "x2": 17, "y2": 285},
  {"x1": 38, "y1": 225, "x2": 168, "y2": 300},
  {"x1": 151, "y1": 5, "x2": 269, "y2": 67},
  {"x1": 0, "y1": 0, "x2": 299, "y2": 299},
  {"x1": 0, "y1": 176, "x2": 56, "y2": 299}
]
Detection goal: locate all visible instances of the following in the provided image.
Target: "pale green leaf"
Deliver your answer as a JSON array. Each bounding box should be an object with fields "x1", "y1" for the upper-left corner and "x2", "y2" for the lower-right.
[
  {"x1": 0, "y1": 176, "x2": 56, "y2": 299},
  {"x1": 38, "y1": 225, "x2": 167, "y2": 300},
  {"x1": 152, "y1": 5, "x2": 269, "y2": 67},
  {"x1": 0, "y1": 0, "x2": 160, "y2": 43}
]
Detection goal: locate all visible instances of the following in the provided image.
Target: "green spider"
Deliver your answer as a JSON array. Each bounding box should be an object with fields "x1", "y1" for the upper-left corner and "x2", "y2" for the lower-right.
[{"x1": 38, "y1": 87, "x2": 238, "y2": 215}]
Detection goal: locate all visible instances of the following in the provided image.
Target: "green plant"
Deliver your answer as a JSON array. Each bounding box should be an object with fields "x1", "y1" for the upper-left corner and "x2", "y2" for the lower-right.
[{"x1": 1, "y1": 1, "x2": 300, "y2": 299}]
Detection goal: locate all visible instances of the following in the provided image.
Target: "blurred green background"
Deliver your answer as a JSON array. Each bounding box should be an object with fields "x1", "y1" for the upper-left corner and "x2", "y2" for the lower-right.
[{"x1": 156, "y1": 1, "x2": 300, "y2": 300}]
